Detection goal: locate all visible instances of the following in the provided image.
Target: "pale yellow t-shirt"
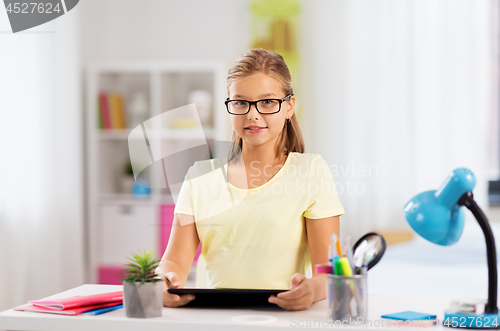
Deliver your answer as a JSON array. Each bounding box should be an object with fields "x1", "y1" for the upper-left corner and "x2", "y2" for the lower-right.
[{"x1": 173, "y1": 152, "x2": 344, "y2": 289}]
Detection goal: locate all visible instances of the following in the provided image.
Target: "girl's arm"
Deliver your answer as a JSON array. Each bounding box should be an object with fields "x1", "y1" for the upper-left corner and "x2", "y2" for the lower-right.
[
  {"x1": 268, "y1": 215, "x2": 340, "y2": 310},
  {"x1": 305, "y1": 215, "x2": 340, "y2": 302},
  {"x1": 156, "y1": 213, "x2": 200, "y2": 288}
]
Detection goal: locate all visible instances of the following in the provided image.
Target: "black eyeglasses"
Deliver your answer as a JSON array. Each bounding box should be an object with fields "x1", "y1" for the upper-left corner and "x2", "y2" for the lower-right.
[{"x1": 225, "y1": 94, "x2": 293, "y2": 115}]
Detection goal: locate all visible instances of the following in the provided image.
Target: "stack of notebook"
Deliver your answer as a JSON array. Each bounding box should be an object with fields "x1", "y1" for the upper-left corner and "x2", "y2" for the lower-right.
[{"x1": 14, "y1": 291, "x2": 123, "y2": 316}]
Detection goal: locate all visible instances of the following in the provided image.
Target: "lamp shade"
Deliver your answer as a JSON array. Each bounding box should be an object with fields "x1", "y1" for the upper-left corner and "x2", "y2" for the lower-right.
[{"x1": 403, "y1": 168, "x2": 476, "y2": 246}]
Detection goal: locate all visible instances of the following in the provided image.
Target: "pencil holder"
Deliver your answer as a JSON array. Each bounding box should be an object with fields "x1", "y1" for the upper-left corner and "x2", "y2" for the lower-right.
[{"x1": 327, "y1": 274, "x2": 367, "y2": 325}]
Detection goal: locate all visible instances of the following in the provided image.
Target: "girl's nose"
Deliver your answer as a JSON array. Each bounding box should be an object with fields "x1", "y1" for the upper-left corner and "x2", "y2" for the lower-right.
[{"x1": 247, "y1": 104, "x2": 261, "y2": 119}]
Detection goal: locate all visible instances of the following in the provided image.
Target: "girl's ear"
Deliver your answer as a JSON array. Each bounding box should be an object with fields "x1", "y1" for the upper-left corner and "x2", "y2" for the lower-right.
[{"x1": 286, "y1": 95, "x2": 296, "y2": 119}]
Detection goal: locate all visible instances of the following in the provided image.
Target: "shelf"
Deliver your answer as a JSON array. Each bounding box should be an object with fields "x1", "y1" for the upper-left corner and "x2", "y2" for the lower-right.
[
  {"x1": 160, "y1": 194, "x2": 175, "y2": 204},
  {"x1": 96, "y1": 128, "x2": 214, "y2": 140},
  {"x1": 98, "y1": 194, "x2": 177, "y2": 206},
  {"x1": 96, "y1": 129, "x2": 131, "y2": 139},
  {"x1": 146, "y1": 128, "x2": 214, "y2": 140},
  {"x1": 98, "y1": 194, "x2": 155, "y2": 205},
  {"x1": 86, "y1": 61, "x2": 226, "y2": 284}
]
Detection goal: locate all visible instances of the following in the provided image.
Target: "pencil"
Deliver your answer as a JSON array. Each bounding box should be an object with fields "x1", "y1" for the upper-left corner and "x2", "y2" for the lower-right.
[{"x1": 336, "y1": 239, "x2": 343, "y2": 257}]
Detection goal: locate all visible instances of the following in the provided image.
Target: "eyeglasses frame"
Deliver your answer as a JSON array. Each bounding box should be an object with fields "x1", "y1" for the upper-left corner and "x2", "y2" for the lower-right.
[{"x1": 225, "y1": 94, "x2": 293, "y2": 115}]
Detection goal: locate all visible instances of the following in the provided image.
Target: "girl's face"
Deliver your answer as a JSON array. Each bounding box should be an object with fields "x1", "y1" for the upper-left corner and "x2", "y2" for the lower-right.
[{"x1": 228, "y1": 73, "x2": 295, "y2": 151}]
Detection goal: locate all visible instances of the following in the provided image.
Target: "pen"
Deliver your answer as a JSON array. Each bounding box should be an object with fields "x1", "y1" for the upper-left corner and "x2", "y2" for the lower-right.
[
  {"x1": 340, "y1": 257, "x2": 352, "y2": 276},
  {"x1": 330, "y1": 233, "x2": 338, "y2": 273},
  {"x1": 356, "y1": 239, "x2": 377, "y2": 274},
  {"x1": 336, "y1": 236, "x2": 343, "y2": 257},
  {"x1": 330, "y1": 257, "x2": 344, "y2": 317},
  {"x1": 360, "y1": 254, "x2": 369, "y2": 275},
  {"x1": 84, "y1": 304, "x2": 123, "y2": 315},
  {"x1": 331, "y1": 234, "x2": 338, "y2": 257},
  {"x1": 345, "y1": 235, "x2": 356, "y2": 272},
  {"x1": 340, "y1": 257, "x2": 364, "y2": 316},
  {"x1": 354, "y1": 240, "x2": 367, "y2": 274},
  {"x1": 334, "y1": 256, "x2": 342, "y2": 276}
]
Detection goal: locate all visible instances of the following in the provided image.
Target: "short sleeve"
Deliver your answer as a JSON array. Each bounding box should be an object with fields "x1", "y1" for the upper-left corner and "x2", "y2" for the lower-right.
[
  {"x1": 173, "y1": 166, "x2": 194, "y2": 215},
  {"x1": 303, "y1": 155, "x2": 345, "y2": 219}
]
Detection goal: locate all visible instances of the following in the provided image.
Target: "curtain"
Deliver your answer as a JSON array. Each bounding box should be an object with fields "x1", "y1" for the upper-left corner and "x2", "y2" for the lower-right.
[
  {"x1": 301, "y1": 0, "x2": 492, "y2": 239},
  {"x1": 0, "y1": 10, "x2": 84, "y2": 310}
]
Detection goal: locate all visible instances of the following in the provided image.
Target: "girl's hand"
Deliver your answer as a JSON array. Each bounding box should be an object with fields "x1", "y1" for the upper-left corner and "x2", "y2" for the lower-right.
[
  {"x1": 268, "y1": 273, "x2": 314, "y2": 311},
  {"x1": 162, "y1": 271, "x2": 195, "y2": 307}
]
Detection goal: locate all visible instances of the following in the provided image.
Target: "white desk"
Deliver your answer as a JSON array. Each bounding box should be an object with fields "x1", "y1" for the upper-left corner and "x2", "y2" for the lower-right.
[{"x1": 0, "y1": 284, "x2": 460, "y2": 330}]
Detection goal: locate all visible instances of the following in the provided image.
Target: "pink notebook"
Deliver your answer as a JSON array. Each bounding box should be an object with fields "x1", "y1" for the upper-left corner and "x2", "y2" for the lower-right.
[
  {"x1": 15, "y1": 301, "x2": 122, "y2": 315},
  {"x1": 28, "y1": 291, "x2": 123, "y2": 310}
]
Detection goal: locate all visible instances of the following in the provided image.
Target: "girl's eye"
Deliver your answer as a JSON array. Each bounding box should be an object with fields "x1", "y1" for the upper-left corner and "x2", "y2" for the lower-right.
[
  {"x1": 261, "y1": 99, "x2": 273, "y2": 105},
  {"x1": 235, "y1": 101, "x2": 248, "y2": 107}
]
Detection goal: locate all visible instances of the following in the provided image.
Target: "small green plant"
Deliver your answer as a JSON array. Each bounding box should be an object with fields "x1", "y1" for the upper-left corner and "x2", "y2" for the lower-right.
[
  {"x1": 124, "y1": 160, "x2": 134, "y2": 176},
  {"x1": 123, "y1": 250, "x2": 162, "y2": 284}
]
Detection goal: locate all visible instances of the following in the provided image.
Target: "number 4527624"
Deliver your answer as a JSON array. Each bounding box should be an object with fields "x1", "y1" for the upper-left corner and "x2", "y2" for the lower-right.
[
  {"x1": 444, "y1": 316, "x2": 499, "y2": 328},
  {"x1": 6, "y1": 3, "x2": 62, "y2": 14}
]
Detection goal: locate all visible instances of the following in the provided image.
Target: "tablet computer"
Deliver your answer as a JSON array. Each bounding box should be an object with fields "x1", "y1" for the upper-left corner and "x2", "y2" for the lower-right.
[{"x1": 167, "y1": 288, "x2": 288, "y2": 308}]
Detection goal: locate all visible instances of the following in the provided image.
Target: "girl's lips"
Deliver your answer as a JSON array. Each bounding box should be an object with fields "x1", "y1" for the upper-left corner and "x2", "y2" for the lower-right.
[{"x1": 245, "y1": 127, "x2": 267, "y2": 133}]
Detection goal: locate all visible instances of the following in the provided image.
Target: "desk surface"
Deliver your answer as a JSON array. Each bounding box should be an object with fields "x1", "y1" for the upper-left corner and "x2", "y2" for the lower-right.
[{"x1": 0, "y1": 284, "x2": 458, "y2": 330}]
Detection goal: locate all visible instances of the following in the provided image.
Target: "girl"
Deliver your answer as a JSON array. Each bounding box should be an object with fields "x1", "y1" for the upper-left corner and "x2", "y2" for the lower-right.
[{"x1": 156, "y1": 49, "x2": 344, "y2": 311}]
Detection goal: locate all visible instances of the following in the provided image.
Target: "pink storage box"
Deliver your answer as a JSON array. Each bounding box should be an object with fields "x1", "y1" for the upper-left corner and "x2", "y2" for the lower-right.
[
  {"x1": 97, "y1": 204, "x2": 202, "y2": 285},
  {"x1": 97, "y1": 265, "x2": 127, "y2": 285}
]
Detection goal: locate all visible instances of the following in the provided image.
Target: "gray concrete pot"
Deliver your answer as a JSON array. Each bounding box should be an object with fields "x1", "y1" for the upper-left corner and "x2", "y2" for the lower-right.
[{"x1": 123, "y1": 281, "x2": 163, "y2": 318}]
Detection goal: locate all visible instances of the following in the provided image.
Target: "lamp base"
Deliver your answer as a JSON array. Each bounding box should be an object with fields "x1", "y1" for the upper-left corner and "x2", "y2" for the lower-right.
[{"x1": 444, "y1": 310, "x2": 500, "y2": 329}]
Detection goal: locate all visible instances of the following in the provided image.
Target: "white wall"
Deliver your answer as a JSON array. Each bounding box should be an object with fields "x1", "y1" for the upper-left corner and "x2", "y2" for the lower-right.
[
  {"x1": 301, "y1": 0, "x2": 493, "y2": 239},
  {"x1": 0, "y1": 4, "x2": 84, "y2": 311},
  {"x1": 80, "y1": 0, "x2": 250, "y2": 68},
  {"x1": 80, "y1": 0, "x2": 496, "y2": 241}
]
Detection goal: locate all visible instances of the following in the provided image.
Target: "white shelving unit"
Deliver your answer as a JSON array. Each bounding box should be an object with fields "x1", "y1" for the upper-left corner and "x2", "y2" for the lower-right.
[{"x1": 85, "y1": 62, "x2": 229, "y2": 284}]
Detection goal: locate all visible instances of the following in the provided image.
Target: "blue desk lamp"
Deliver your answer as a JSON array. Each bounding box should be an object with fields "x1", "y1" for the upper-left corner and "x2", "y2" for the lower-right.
[{"x1": 404, "y1": 168, "x2": 499, "y2": 328}]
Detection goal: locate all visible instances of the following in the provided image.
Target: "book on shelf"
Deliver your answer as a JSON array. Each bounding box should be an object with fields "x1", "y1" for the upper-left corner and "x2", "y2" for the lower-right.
[
  {"x1": 109, "y1": 93, "x2": 127, "y2": 129},
  {"x1": 98, "y1": 92, "x2": 111, "y2": 129},
  {"x1": 98, "y1": 91, "x2": 127, "y2": 130},
  {"x1": 96, "y1": 98, "x2": 103, "y2": 129}
]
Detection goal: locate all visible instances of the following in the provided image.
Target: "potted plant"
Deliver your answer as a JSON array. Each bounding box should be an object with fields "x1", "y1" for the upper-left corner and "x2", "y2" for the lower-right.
[
  {"x1": 120, "y1": 160, "x2": 135, "y2": 194},
  {"x1": 122, "y1": 250, "x2": 163, "y2": 318}
]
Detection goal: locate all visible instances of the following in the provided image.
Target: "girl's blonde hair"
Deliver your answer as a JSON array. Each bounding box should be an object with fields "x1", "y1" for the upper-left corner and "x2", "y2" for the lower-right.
[{"x1": 226, "y1": 48, "x2": 305, "y2": 163}]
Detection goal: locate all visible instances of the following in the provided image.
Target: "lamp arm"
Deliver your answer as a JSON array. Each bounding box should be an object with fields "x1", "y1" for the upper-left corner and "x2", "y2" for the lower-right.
[{"x1": 458, "y1": 192, "x2": 498, "y2": 314}]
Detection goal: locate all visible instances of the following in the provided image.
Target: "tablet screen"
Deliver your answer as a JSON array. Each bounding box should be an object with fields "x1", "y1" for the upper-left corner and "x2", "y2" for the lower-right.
[{"x1": 167, "y1": 288, "x2": 288, "y2": 308}]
